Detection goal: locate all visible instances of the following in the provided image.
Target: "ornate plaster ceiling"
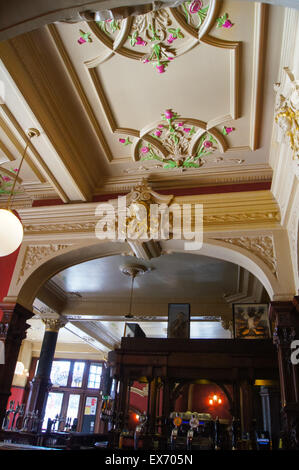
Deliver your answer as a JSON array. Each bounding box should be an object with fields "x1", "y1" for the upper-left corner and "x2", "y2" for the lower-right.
[{"x1": 0, "y1": 0, "x2": 285, "y2": 204}]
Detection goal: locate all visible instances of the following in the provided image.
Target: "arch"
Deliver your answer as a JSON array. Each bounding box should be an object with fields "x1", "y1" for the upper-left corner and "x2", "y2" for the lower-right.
[
  {"x1": 15, "y1": 240, "x2": 129, "y2": 310},
  {"x1": 159, "y1": 238, "x2": 294, "y2": 302},
  {"x1": 12, "y1": 234, "x2": 294, "y2": 311}
]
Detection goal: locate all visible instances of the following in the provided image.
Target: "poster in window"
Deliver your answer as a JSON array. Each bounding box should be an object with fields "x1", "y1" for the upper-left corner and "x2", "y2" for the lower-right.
[
  {"x1": 84, "y1": 396, "x2": 97, "y2": 415},
  {"x1": 168, "y1": 303, "x2": 190, "y2": 339},
  {"x1": 233, "y1": 303, "x2": 270, "y2": 339}
]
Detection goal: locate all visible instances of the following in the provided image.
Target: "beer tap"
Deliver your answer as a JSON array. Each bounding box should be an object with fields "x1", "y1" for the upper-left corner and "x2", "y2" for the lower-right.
[
  {"x1": 13, "y1": 404, "x2": 25, "y2": 431},
  {"x1": 9, "y1": 402, "x2": 20, "y2": 430},
  {"x1": 2, "y1": 400, "x2": 14, "y2": 430}
]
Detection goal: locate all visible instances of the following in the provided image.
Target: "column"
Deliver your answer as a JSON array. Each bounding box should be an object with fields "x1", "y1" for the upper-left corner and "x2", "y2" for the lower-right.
[
  {"x1": 259, "y1": 386, "x2": 281, "y2": 449},
  {"x1": 269, "y1": 298, "x2": 299, "y2": 449},
  {"x1": 240, "y1": 379, "x2": 254, "y2": 436},
  {"x1": 25, "y1": 316, "x2": 67, "y2": 430},
  {"x1": 0, "y1": 302, "x2": 33, "y2": 426}
]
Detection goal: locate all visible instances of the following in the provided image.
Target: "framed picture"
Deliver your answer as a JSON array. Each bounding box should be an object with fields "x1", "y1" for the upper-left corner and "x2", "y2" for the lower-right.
[
  {"x1": 168, "y1": 303, "x2": 190, "y2": 339},
  {"x1": 232, "y1": 303, "x2": 270, "y2": 339}
]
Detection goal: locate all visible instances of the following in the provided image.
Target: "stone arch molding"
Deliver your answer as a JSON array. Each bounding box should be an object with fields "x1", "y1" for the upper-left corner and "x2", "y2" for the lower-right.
[{"x1": 6, "y1": 234, "x2": 295, "y2": 312}]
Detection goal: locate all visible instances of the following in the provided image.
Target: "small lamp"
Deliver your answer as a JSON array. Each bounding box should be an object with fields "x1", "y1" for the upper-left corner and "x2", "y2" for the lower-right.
[{"x1": 0, "y1": 128, "x2": 39, "y2": 257}]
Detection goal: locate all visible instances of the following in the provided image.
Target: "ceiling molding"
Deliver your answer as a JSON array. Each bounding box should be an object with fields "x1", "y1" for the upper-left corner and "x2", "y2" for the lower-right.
[{"x1": 47, "y1": 23, "x2": 114, "y2": 163}]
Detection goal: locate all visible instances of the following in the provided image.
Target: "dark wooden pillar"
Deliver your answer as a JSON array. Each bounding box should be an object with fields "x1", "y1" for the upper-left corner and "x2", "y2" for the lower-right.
[
  {"x1": 26, "y1": 316, "x2": 67, "y2": 431},
  {"x1": 148, "y1": 377, "x2": 161, "y2": 435},
  {"x1": 240, "y1": 379, "x2": 254, "y2": 436},
  {"x1": 117, "y1": 375, "x2": 129, "y2": 431},
  {"x1": 269, "y1": 298, "x2": 299, "y2": 449},
  {"x1": 0, "y1": 302, "x2": 33, "y2": 426}
]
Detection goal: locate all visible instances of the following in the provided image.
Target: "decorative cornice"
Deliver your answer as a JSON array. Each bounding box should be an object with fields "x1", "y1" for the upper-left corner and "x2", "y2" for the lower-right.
[{"x1": 19, "y1": 189, "x2": 280, "y2": 237}]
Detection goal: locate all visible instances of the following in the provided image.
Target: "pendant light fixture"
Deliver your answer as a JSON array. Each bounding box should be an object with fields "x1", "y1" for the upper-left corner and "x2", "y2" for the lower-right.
[
  {"x1": 120, "y1": 264, "x2": 149, "y2": 319},
  {"x1": 0, "y1": 128, "x2": 39, "y2": 257}
]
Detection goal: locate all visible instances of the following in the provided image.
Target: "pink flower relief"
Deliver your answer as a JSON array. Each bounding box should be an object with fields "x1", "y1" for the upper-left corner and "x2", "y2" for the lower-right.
[
  {"x1": 178, "y1": 122, "x2": 184, "y2": 127},
  {"x1": 164, "y1": 109, "x2": 173, "y2": 119},
  {"x1": 223, "y1": 20, "x2": 233, "y2": 28},
  {"x1": 143, "y1": 59, "x2": 150, "y2": 63},
  {"x1": 2, "y1": 176, "x2": 11, "y2": 182},
  {"x1": 167, "y1": 34, "x2": 176, "y2": 44},
  {"x1": 141, "y1": 147, "x2": 149, "y2": 153},
  {"x1": 158, "y1": 125, "x2": 164, "y2": 129},
  {"x1": 119, "y1": 138, "x2": 126, "y2": 144},
  {"x1": 203, "y1": 140, "x2": 213, "y2": 148},
  {"x1": 184, "y1": 128, "x2": 191, "y2": 133},
  {"x1": 154, "y1": 130, "x2": 162, "y2": 137},
  {"x1": 13, "y1": 169, "x2": 18, "y2": 172},
  {"x1": 224, "y1": 126, "x2": 234, "y2": 134},
  {"x1": 78, "y1": 37, "x2": 86, "y2": 45},
  {"x1": 136, "y1": 37, "x2": 147, "y2": 46},
  {"x1": 156, "y1": 65, "x2": 165, "y2": 73},
  {"x1": 189, "y1": 0, "x2": 203, "y2": 14}
]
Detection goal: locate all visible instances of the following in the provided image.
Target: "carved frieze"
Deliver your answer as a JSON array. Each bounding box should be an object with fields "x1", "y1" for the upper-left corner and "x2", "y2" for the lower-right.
[
  {"x1": 213, "y1": 235, "x2": 278, "y2": 276},
  {"x1": 17, "y1": 244, "x2": 71, "y2": 284}
]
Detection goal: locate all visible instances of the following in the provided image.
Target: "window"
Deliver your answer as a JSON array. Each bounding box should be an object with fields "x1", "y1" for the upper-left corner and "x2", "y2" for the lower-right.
[
  {"x1": 50, "y1": 361, "x2": 71, "y2": 387},
  {"x1": 87, "y1": 363, "x2": 102, "y2": 389},
  {"x1": 71, "y1": 362, "x2": 85, "y2": 388},
  {"x1": 43, "y1": 392, "x2": 64, "y2": 429},
  {"x1": 66, "y1": 394, "x2": 81, "y2": 422},
  {"x1": 30, "y1": 358, "x2": 104, "y2": 432}
]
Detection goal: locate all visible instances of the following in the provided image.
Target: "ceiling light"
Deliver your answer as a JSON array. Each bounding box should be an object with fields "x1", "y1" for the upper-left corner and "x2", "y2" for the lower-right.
[
  {"x1": 0, "y1": 128, "x2": 39, "y2": 257},
  {"x1": 120, "y1": 264, "x2": 149, "y2": 319}
]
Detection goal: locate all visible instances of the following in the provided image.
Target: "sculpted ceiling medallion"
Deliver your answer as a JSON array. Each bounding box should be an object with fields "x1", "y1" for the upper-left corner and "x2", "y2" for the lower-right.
[
  {"x1": 119, "y1": 108, "x2": 240, "y2": 170},
  {"x1": 87, "y1": 0, "x2": 227, "y2": 75}
]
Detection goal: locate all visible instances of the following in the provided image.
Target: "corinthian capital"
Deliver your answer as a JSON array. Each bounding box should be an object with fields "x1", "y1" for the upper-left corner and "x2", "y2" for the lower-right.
[{"x1": 42, "y1": 316, "x2": 68, "y2": 332}]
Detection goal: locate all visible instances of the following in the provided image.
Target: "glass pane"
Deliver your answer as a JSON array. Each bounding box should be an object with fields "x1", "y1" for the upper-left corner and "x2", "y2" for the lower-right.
[
  {"x1": 71, "y1": 362, "x2": 85, "y2": 387},
  {"x1": 190, "y1": 321, "x2": 232, "y2": 339},
  {"x1": 43, "y1": 392, "x2": 63, "y2": 429},
  {"x1": 87, "y1": 363, "x2": 102, "y2": 389},
  {"x1": 66, "y1": 394, "x2": 81, "y2": 422},
  {"x1": 50, "y1": 361, "x2": 71, "y2": 387}
]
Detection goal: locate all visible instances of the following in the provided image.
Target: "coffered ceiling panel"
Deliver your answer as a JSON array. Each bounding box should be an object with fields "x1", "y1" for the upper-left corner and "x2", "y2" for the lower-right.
[{"x1": 0, "y1": 0, "x2": 286, "y2": 201}]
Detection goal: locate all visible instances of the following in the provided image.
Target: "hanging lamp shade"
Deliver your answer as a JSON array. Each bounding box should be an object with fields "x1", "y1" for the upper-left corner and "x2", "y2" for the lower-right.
[
  {"x1": 0, "y1": 128, "x2": 39, "y2": 257},
  {"x1": 0, "y1": 209, "x2": 24, "y2": 256}
]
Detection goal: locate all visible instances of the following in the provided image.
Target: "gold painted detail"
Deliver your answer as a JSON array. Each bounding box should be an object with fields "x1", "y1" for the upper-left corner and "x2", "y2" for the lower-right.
[
  {"x1": 23, "y1": 210, "x2": 280, "y2": 235},
  {"x1": 17, "y1": 244, "x2": 71, "y2": 283},
  {"x1": 117, "y1": 179, "x2": 173, "y2": 241},
  {"x1": 42, "y1": 316, "x2": 68, "y2": 332},
  {"x1": 213, "y1": 235, "x2": 277, "y2": 276},
  {"x1": 274, "y1": 67, "x2": 299, "y2": 160}
]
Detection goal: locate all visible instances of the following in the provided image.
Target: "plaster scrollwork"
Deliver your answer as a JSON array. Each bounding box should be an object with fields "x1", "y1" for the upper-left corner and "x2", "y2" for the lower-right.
[
  {"x1": 274, "y1": 67, "x2": 299, "y2": 160},
  {"x1": 213, "y1": 235, "x2": 278, "y2": 277},
  {"x1": 17, "y1": 244, "x2": 72, "y2": 284}
]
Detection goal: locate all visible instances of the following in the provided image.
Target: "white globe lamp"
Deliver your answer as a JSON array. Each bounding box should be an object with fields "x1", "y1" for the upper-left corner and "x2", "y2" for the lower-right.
[
  {"x1": 0, "y1": 128, "x2": 39, "y2": 257},
  {"x1": 0, "y1": 209, "x2": 24, "y2": 256}
]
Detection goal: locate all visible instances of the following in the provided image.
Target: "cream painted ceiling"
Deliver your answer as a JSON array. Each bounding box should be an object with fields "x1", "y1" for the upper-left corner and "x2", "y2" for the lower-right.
[{"x1": 0, "y1": 0, "x2": 285, "y2": 204}]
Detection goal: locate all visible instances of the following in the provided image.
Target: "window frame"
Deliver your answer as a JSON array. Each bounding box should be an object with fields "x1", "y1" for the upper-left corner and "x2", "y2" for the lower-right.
[{"x1": 28, "y1": 358, "x2": 104, "y2": 432}]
